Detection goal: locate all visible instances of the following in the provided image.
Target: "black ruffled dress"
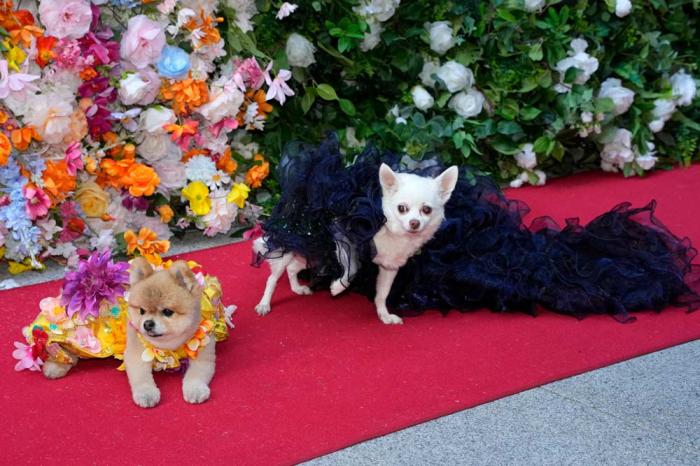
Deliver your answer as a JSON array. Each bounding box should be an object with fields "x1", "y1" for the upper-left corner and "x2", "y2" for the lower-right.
[{"x1": 255, "y1": 134, "x2": 700, "y2": 322}]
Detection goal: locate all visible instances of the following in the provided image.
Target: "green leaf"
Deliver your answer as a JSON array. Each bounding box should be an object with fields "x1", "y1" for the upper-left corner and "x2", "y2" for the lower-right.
[
  {"x1": 301, "y1": 90, "x2": 316, "y2": 114},
  {"x1": 528, "y1": 42, "x2": 543, "y2": 61},
  {"x1": 497, "y1": 121, "x2": 524, "y2": 135},
  {"x1": 520, "y1": 107, "x2": 542, "y2": 121},
  {"x1": 490, "y1": 137, "x2": 520, "y2": 155},
  {"x1": 496, "y1": 8, "x2": 517, "y2": 23},
  {"x1": 594, "y1": 97, "x2": 615, "y2": 114},
  {"x1": 436, "y1": 92, "x2": 451, "y2": 108},
  {"x1": 316, "y1": 84, "x2": 338, "y2": 101},
  {"x1": 563, "y1": 67, "x2": 581, "y2": 84},
  {"x1": 339, "y1": 98, "x2": 356, "y2": 116},
  {"x1": 551, "y1": 142, "x2": 565, "y2": 161},
  {"x1": 338, "y1": 37, "x2": 351, "y2": 53},
  {"x1": 533, "y1": 135, "x2": 552, "y2": 154}
]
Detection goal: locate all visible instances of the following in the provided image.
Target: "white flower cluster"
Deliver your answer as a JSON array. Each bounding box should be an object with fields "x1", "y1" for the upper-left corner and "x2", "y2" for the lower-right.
[
  {"x1": 600, "y1": 128, "x2": 657, "y2": 173},
  {"x1": 649, "y1": 70, "x2": 697, "y2": 133},
  {"x1": 353, "y1": 0, "x2": 401, "y2": 51},
  {"x1": 510, "y1": 143, "x2": 546, "y2": 188},
  {"x1": 410, "y1": 59, "x2": 484, "y2": 119},
  {"x1": 554, "y1": 38, "x2": 599, "y2": 93}
]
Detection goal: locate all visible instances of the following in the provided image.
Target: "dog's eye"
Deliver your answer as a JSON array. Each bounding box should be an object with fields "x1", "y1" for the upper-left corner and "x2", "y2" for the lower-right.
[
  {"x1": 421, "y1": 205, "x2": 432, "y2": 215},
  {"x1": 139, "y1": 308, "x2": 145, "y2": 316},
  {"x1": 162, "y1": 309, "x2": 174, "y2": 317},
  {"x1": 397, "y1": 204, "x2": 409, "y2": 214}
]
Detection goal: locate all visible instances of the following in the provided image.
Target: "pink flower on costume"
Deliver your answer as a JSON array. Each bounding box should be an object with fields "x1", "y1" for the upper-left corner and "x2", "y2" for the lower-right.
[
  {"x1": 40, "y1": 297, "x2": 68, "y2": 324},
  {"x1": 23, "y1": 185, "x2": 51, "y2": 220},
  {"x1": 64, "y1": 142, "x2": 84, "y2": 176},
  {"x1": 12, "y1": 342, "x2": 43, "y2": 371},
  {"x1": 120, "y1": 15, "x2": 166, "y2": 69},
  {"x1": 265, "y1": 69, "x2": 295, "y2": 105},
  {"x1": 69, "y1": 327, "x2": 102, "y2": 354},
  {"x1": 39, "y1": 0, "x2": 93, "y2": 40}
]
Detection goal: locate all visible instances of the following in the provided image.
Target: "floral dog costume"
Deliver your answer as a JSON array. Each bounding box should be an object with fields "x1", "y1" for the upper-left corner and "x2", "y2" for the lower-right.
[{"x1": 13, "y1": 251, "x2": 234, "y2": 373}]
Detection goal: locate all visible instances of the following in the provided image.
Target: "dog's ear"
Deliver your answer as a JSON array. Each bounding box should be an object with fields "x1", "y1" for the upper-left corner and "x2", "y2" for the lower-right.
[
  {"x1": 130, "y1": 257, "x2": 154, "y2": 286},
  {"x1": 379, "y1": 163, "x2": 398, "y2": 194},
  {"x1": 435, "y1": 166, "x2": 459, "y2": 203},
  {"x1": 168, "y1": 260, "x2": 199, "y2": 294}
]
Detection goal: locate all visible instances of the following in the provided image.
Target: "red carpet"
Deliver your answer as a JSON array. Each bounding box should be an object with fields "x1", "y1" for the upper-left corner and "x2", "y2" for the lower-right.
[{"x1": 2, "y1": 166, "x2": 699, "y2": 465}]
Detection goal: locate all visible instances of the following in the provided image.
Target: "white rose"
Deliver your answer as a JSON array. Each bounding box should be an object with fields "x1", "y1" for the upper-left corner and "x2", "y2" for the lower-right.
[
  {"x1": 139, "y1": 107, "x2": 176, "y2": 133},
  {"x1": 197, "y1": 85, "x2": 244, "y2": 123},
  {"x1": 598, "y1": 78, "x2": 635, "y2": 116},
  {"x1": 449, "y1": 88, "x2": 484, "y2": 118},
  {"x1": 555, "y1": 38, "x2": 599, "y2": 92},
  {"x1": 118, "y1": 70, "x2": 160, "y2": 106},
  {"x1": 670, "y1": 69, "x2": 697, "y2": 107},
  {"x1": 615, "y1": 0, "x2": 632, "y2": 17},
  {"x1": 437, "y1": 61, "x2": 474, "y2": 93},
  {"x1": 285, "y1": 33, "x2": 316, "y2": 68},
  {"x1": 354, "y1": 0, "x2": 400, "y2": 22},
  {"x1": 600, "y1": 128, "x2": 634, "y2": 171},
  {"x1": 515, "y1": 143, "x2": 537, "y2": 170},
  {"x1": 427, "y1": 21, "x2": 455, "y2": 55},
  {"x1": 411, "y1": 85, "x2": 434, "y2": 111},
  {"x1": 635, "y1": 154, "x2": 656, "y2": 170},
  {"x1": 648, "y1": 98, "x2": 676, "y2": 133},
  {"x1": 154, "y1": 160, "x2": 187, "y2": 192},
  {"x1": 419, "y1": 59, "x2": 440, "y2": 87},
  {"x1": 360, "y1": 21, "x2": 383, "y2": 51},
  {"x1": 524, "y1": 0, "x2": 545, "y2": 12},
  {"x1": 137, "y1": 133, "x2": 181, "y2": 163}
]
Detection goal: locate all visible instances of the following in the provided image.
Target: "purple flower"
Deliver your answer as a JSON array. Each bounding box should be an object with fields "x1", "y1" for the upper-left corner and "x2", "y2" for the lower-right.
[{"x1": 61, "y1": 250, "x2": 129, "y2": 320}]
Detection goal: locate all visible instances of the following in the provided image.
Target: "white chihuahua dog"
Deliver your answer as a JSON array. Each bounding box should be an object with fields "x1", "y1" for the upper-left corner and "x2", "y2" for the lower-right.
[{"x1": 254, "y1": 163, "x2": 459, "y2": 324}]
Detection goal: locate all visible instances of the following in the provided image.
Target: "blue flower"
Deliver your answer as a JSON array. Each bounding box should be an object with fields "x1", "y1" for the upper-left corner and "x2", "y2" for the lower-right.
[{"x1": 157, "y1": 46, "x2": 191, "y2": 79}]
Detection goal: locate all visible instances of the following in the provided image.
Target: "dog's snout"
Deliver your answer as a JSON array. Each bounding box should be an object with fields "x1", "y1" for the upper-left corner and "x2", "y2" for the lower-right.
[
  {"x1": 143, "y1": 320, "x2": 155, "y2": 332},
  {"x1": 409, "y1": 219, "x2": 420, "y2": 230}
]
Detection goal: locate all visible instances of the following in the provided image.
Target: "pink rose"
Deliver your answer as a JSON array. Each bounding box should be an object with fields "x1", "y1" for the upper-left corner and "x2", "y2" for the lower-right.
[
  {"x1": 39, "y1": 0, "x2": 93, "y2": 40},
  {"x1": 120, "y1": 15, "x2": 166, "y2": 70}
]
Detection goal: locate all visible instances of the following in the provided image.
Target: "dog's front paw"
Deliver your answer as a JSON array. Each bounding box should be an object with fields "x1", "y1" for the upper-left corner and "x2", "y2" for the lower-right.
[
  {"x1": 255, "y1": 302, "x2": 271, "y2": 316},
  {"x1": 379, "y1": 313, "x2": 404, "y2": 325},
  {"x1": 329, "y1": 279, "x2": 348, "y2": 296},
  {"x1": 42, "y1": 360, "x2": 73, "y2": 379},
  {"x1": 132, "y1": 385, "x2": 161, "y2": 408},
  {"x1": 183, "y1": 381, "x2": 210, "y2": 404}
]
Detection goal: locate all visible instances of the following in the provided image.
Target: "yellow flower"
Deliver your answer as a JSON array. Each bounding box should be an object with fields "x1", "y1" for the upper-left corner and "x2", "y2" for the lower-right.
[
  {"x1": 182, "y1": 181, "x2": 211, "y2": 216},
  {"x1": 6, "y1": 44, "x2": 27, "y2": 72},
  {"x1": 227, "y1": 182, "x2": 250, "y2": 208},
  {"x1": 74, "y1": 182, "x2": 111, "y2": 218}
]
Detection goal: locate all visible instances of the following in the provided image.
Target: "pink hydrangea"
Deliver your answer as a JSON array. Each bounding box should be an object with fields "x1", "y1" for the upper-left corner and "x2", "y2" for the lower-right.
[
  {"x1": 120, "y1": 15, "x2": 166, "y2": 69},
  {"x1": 39, "y1": 0, "x2": 93, "y2": 40}
]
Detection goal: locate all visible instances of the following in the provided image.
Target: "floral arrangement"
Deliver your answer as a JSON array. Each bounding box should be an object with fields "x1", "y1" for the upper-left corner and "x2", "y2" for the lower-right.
[
  {"x1": 250, "y1": 0, "x2": 698, "y2": 188},
  {"x1": 0, "y1": 0, "x2": 292, "y2": 272}
]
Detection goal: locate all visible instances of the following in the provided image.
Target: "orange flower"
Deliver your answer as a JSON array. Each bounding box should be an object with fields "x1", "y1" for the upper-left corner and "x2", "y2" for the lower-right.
[
  {"x1": 249, "y1": 89, "x2": 273, "y2": 116},
  {"x1": 157, "y1": 205, "x2": 174, "y2": 223},
  {"x1": 160, "y1": 76, "x2": 209, "y2": 115},
  {"x1": 10, "y1": 126, "x2": 41, "y2": 151},
  {"x1": 185, "y1": 11, "x2": 223, "y2": 48},
  {"x1": 79, "y1": 67, "x2": 98, "y2": 81},
  {"x1": 98, "y1": 157, "x2": 135, "y2": 188},
  {"x1": 245, "y1": 154, "x2": 270, "y2": 188},
  {"x1": 0, "y1": 132, "x2": 10, "y2": 166},
  {"x1": 216, "y1": 147, "x2": 238, "y2": 174},
  {"x1": 124, "y1": 228, "x2": 170, "y2": 265},
  {"x1": 181, "y1": 148, "x2": 209, "y2": 163},
  {"x1": 0, "y1": 110, "x2": 8, "y2": 125},
  {"x1": 43, "y1": 160, "x2": 76, "y2": 205},
  {"x1": 164, "y1": 120, "x2": 198, "y2": 141},
  {"x1": 35, "y1": 36, "x2": 56, "y2": 68},
  {"x1": 123, "y1": 163, "x2": 160, "y2": 197},
  {"x1": 84, "y1": 156, "x2": 98, "y2": 174},
  {"x1": 9, "y1": 23, "x2": 42, "y2": 48}
]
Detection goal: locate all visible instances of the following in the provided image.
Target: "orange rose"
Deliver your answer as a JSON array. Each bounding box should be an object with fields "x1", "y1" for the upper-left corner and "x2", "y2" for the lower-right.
[
  {"x1": 124, "y1": 163, "x2": 160, "y2": 197},
  {"x1": 217, "y1": 148, "x2": 238, "y2": 174},
  {"x1": 245, "y1": 154, "x2": 270, "y2": 188},
  {"x1": 43, "y1": 160, "x2": 76, "y2": 204},
  {"x1": 0, "y1": 132, "x2": 10, "y2": 166},
  {"x1": 158, "y1": 205, "x2": 174, "y2": 223},
  {"x1": 98, "y1": 157, "x2": 134, "y2": 188}
]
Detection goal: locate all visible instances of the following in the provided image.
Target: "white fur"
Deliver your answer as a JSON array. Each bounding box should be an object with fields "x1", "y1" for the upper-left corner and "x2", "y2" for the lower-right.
[{"x1": 254, "y1": 164, "x2": 459, "y2": 324}]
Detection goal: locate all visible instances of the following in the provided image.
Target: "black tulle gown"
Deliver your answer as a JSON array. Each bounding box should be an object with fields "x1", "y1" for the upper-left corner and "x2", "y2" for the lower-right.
[{"x1": 256, "y1": 134, "x2": 700, "y2": 322}]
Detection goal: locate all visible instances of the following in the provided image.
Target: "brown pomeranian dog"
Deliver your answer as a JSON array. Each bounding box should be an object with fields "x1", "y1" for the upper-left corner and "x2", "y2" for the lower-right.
[{"x1": 20, "y1": 258, "x2": 232, "y2": 408}]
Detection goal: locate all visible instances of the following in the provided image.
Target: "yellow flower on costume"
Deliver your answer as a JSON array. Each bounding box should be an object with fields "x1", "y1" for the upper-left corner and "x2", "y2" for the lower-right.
[
  {"x1": 182, "y1": 181, "x2": 211, "y2": 215},
  {"x1": 227, "y1": 182, "x2": 250, "y2": 208}
]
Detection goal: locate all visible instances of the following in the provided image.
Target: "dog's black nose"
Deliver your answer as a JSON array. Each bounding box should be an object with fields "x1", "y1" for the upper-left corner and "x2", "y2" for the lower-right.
[
  {"x1": 143, "y1": 320, "x2": 155, "y2": 332},
  {"x1": 409, "y1": 219, "x2": 420, "y2": 230}
]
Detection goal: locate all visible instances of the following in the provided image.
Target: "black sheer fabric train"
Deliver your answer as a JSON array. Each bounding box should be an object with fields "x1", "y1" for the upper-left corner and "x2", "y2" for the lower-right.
[{"x1": 255, "y1": 134, "x2": 700, "y2": 322}]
